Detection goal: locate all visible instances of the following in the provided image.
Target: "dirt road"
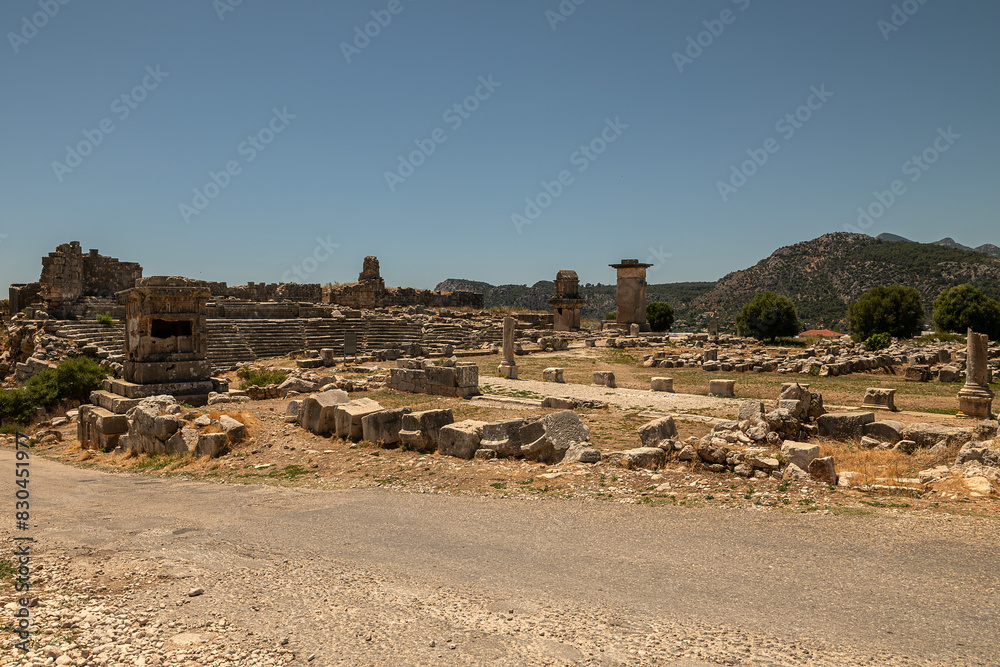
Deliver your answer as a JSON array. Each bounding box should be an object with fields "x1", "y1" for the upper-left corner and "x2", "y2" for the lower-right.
[{"x1": 3, "y1": 449, "x2": 998, "y2": 666}]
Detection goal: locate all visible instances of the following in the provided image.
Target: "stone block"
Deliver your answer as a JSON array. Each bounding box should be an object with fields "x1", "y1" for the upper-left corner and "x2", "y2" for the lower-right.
[
  {"x1": 904, "y1": 365, "x2": 930, "y2": 382},
  {"x1": 862, "y1": 388, "x2": 897, "y2": 411},
  {"x1": 218, "y1": 415, "x2": 246, "y2": 442},
  {"x1": 637, "y1": 416, "x2": 678, "y2": 448},
  {"x1": 901, "y1": 423, "x2": 973, "y2": 449},
  {"x1": 816, "y1": 412, "x2": 875, "y2": 440},
  {"x1": 334, "y1": 398, "x2": 384, "y2": 440},
  {"x1": 620, "y1": 447, "x2": 665, "y2": 470},
  {"x1": 361, "y1": 407, "x2": 413, "y2": 446},
  {"x1": 195, "y1": 432, "x2": 229, "y2": 458},
  {"x1": 650, "y1": 377, "x2": 674, "y2": 392},
  {"x1": 542, "y1": 367, "x2": 565, "y2": 383},
  {"x1": 454, "y1": 364, "x2": 479, "y2": 389},
  {"x1": 781, "y1": 440, "x2": 820, "y2": 470},
  {"x1": 862, "y1": 420, "x2": 903, "y2": 445},
  {"x1": 300, "y1": 389, "x2": 351, "y2": 436},
  {"x1": 709, "y1": 379, "x2": 735, "y2": 398},
  {"x1": 399, "y1": 409, "x2": 454, "y2": 452},
  {"x1": 593, "y1": 371, "x2": 616, "y2": 388},
  {"x1": 541, "y1": 396, "x2": 577, "y2": 410},
  {"x1": 738, "y1": 400, "x2": 765, "y2": 421},
  {"x1": 808, "y1": 456, "x2": 837, "y2": 485},
  {"x1": 478, "y1": 418, "x2": 526, "y2": 458},
  {"x1": 563, "y1": 442, "x2": 601, "y2": 464},
  {"x1": 438, "y1": 420, "x2": 486, "y2": 459}
]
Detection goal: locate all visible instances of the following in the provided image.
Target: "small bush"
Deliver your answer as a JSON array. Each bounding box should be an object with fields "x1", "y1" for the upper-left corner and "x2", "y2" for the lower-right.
[
  {"x1": 0, "y1": 357, "x2": 109, "y2": 427},
  {"x1": 237, "y1": 366, "x2": 288, "y2": 389},
  {"x1": 864, "y1": 332, "x2": 892, "y2": 351},
  {"x1": 605, "y1": 311, "x2": 616, "y2": 321},
  {"x1": 96, "y1": 312, "x2": 116, "y2": 327},
  {"x1": 646, "y1": 302, "x2": 674, "y2": 332}
]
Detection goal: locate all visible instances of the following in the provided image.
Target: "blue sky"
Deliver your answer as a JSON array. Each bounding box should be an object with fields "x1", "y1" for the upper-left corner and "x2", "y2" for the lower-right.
[{"x1": 1, "y1": 0, "x2": 997, "y2": 291}]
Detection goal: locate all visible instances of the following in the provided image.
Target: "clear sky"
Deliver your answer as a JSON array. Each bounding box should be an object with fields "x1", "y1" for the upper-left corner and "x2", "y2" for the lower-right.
[{"x1": 1, "y1": 0, "x2": 997, "y2": 291}]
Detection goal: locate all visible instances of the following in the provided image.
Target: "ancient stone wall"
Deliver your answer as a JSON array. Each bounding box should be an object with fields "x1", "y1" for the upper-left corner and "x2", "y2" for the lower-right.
[{"x1": 205, "y1": 282, "x2": 323, "y2": 303}]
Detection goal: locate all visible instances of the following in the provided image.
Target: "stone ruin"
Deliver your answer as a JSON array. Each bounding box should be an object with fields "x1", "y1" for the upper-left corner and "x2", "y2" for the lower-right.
[
  {"x1": 325, "y1": 256, "x2": 482, "y2": 310},
  {"x1": 10, "y1": 241, "x2": 142, "y2": 319},
  {"x1": 609, "y1": 259, "x2": 652, "y2": 331},
  {"x1": 548, "y1": 270, "x2": 585, "y2": 331},
  {"x1": 959, "y1": 329, "x2": 995, "y2": 419}
]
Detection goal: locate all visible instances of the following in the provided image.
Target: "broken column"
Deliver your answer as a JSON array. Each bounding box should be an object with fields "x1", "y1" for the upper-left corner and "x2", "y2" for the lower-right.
[
  {"x1": 610, "y1": 259, "x2": 652, "y2": 330},
  {"x1": 498, "y1": 316, "x2": 518, "y2": 379},
  {"x1": 958, "y1": 329, "x2": 995, "y2": 419},
  {"x1": 548, "y1": 270, "x2": 585, "y2": 332}
]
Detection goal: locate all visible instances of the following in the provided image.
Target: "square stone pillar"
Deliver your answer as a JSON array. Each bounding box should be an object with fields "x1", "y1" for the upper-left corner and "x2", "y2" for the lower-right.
[{"x1": 610, "y1": 259, "x2": 652, "y2": 329}]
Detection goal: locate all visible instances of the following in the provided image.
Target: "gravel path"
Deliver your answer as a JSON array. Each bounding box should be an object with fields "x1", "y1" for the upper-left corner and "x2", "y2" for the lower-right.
[
  {"x1": 481, "y1": 376, "x2": 739, "y2": 414},
  {"x1": 3, "y1": 449, "x2": 998, "y2": 666}
]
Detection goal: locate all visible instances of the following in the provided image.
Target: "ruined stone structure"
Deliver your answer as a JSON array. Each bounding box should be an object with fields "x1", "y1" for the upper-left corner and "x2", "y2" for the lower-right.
[
  {"x1": 106, "y1": 276, "x2": 215, "y2": 405},
  {"x1": 205, "y1": 281, "x2": 323, "y2": 303},
  {"x1": 325, "y1": 256, "x2": 482, "y2": 310},
  {"x1": 14, "y1": 242, "x2": 143, "y2": 319},
  {"x1": 958, "y1": 329, "x2": 995, "y2": 419},
  {"x1": 610, "y1": 259, "x2": 652, "y2": 330},
  {"x1": 548, "y1": 270, "x2": 585, "y2": 332},
  {"x1": 498, "y1": 316, "x2": 518, "y2": 379}
]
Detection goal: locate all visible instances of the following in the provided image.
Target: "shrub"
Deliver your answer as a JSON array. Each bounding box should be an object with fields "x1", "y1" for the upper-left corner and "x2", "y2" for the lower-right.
[
  {"x1": 847, "y1": 285, "x2": 924, "y2": 342},
  {"x1": 864, "y1": 332, "x2": 892, "y2": 351},
  {"x1": 0, "y1": 357, "x2": 109, "y2": 427},
  {"x1": 96, "y1": 312, "x2": 116, "y2": 327},
  {"x1": 604, "y1": 311, "x2": 616, "y2": 321},
  {"x1": 237, "y1": 366, "x2": 288, "y2": 390},
  {"x1": 932, "y1": 284, "x2": 1000, "y2": 340},
  {"x1": 646, "y1": 302, "x2": 674, "y2": 332},
  {"x1": 735, "y1": 291, "x2": 801, "y2": 341}
]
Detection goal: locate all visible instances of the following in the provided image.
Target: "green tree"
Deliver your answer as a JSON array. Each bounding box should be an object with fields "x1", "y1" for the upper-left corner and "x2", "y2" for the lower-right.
[
  {"x1": 932, "y1": 284, "x2": 1000, "y2": 339},
  {"x1": 735, "y1": 291, "x2": 801, "y2": 341},
  {"x1": 646, "y1": 302, "x2": 674, "y2": 332},
  {"x1": 847, "y1": 285, "x2": 924, "y2": 342}
]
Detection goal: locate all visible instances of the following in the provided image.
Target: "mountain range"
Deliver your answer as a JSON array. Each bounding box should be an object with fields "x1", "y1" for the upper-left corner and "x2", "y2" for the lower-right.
[{"x1": 436, "y1": 233, "x2": 1000, "y2": 330}]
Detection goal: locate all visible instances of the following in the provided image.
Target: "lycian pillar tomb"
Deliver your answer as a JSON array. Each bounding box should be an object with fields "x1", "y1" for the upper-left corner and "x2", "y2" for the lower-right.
[
  {"x1": 548, "y1": 270, "x2": 585, "y2": 332},
  {"x1": 610, "y1": 259, "x2": 652, "y2": 330}
]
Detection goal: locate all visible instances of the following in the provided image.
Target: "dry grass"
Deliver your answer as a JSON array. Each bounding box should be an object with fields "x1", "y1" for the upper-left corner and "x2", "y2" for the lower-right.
[{"x1": 819, "y1": 438, "x2": 959, "y2": 487}]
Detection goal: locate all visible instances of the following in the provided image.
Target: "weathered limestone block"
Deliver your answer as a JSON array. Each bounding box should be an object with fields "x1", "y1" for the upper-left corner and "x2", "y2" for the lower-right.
[
  {"x1": 901, "y1": 423, "x2": 973, "y2": 449},
  {"x1": 218, "y1": 415, "x2": 246, "y2": 442},
  {"x1": 862, "y1": 420, "x2": 904, "y2": 445},
  {"x1": 738, "y1": 400, "x2": 765, "y2": 422},
  {"x1": 904, "y1": 365, "x2": 931, "y2": 382},
  {"x1": 278, "y1": 376, "x2": 319, "y2": 395},
  {"x1": 709, "y1": 379, "x2": 735, "y2": 398},
  {"x1": 862, "y1": 388, "x2": 897, "y2": 411},
  {"x1": 478, "y1": 418, "x2": 526, "y2": 458},
  {"x1": 937, "y1": 366, "x2": 963, "y2": 383},
  {"x1": 816, "y1": 412, "x2": 875, "y2": 440},
  {"x1": 592, "y1": 371, "x2": 616, "y2": 388},
  {"x1": 620, "y1": 447, "x2": 665, "y2": 470},
  {"x1": 399, "y1": 409, "x2": 454, "y2": 452},
  {"x1": 361, "y1": 407, "x2": 413, "y2": 446},
  {"x1": 334, "y1": 398, "x2": 383, "y2": 440},
  {"x1": 808, "y1": 456, "x2": 837, "y2": 485},
  {"x1": 637, "y1": 416, "x2": 678, "y2": 449},
  {"x1": 196, "y1": 432, "x2": 228, "y2": 458},
  {"x1": 650, "y1": 377, "x2": 674, "y2": 392},
  {"x1": 438, "y1": 420, "x2": 487, "y2": 459},
  {"x1": 563, "y1": 442, "x2": 602, "y2": 464},
  {"x1": 542, "y1": 367, "x2": 565, "y2": 383},
  {"x1": 165, "y1": 426, "x2": 199, "y2": 455},
  {"x1": 781, "y1": 440, "x2": 820, "y2": 470},
  {"x1": 541, "y1": 396, "x2": 577, "y2": 410},
  {"x1": 300, "y1": 389, "x2": 350, "y2": 436},
  {"x1": 519, "y1": 410, "x2": 590, "y2": 464}
]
